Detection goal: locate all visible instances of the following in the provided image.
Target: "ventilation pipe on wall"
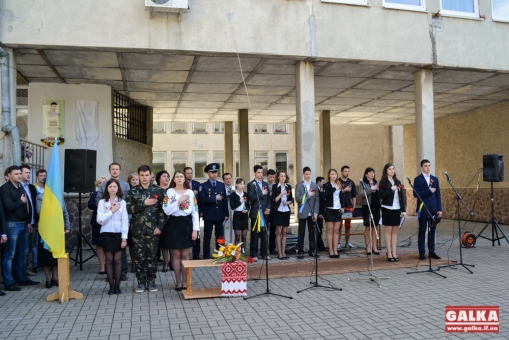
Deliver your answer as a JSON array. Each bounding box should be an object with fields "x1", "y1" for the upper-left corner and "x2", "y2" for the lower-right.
[{"x1": 0, "y1": 46, "x2": 21, "y2": 166}]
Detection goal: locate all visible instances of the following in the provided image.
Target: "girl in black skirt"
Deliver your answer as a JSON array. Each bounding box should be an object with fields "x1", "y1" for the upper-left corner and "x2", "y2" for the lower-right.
[
  {"x1": 230, "y1": 178, "x2": 250, "y2": 254},
  {"x1": 97, "y1": 179, "x2": 129, "y2": 295},
  {"x1": 271, "y1": 171, "x2": 293, "y2": 260},
  {"x1": 379, "y1": 163, "x2": 406, "y2": 262},
  {"x1": 162, "y1": 170, "x2": 199, "y2": 291},
  {"x1": 322, "y1": 169, "x2": 344, "y2": 258},
  {"x1": 359, "y1": 167, "x2": 381, "y2": 256}
]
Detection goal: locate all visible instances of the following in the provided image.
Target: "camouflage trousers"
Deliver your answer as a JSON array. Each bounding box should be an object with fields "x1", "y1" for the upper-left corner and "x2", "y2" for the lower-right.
[{"x1": 132, "y1": 234, "x2": 159, "y2": 284}]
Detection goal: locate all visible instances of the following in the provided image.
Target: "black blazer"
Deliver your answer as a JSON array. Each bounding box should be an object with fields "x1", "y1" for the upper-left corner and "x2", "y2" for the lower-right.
[
  {"x1": 322, "y1": 182, "x2": 341, "y2": 209},
  {"x1": 28, "y1": 184, "x2": 39, "y2": 224},
  {"x1": 229, "y1": 191, "x2": 250, "y2": 212},
  {"x1": 247, "y1": 180, "x2": 269, "y2": 219},
  {"x1": 271, "y1": 183, "x2": 294, "y2": 210},
  {"x1": 379, "y1": 180, "x2": 406, "y2": 213}
]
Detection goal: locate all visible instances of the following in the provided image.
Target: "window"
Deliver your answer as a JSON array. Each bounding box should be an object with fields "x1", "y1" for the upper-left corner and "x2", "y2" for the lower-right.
[
  {"x1": 274, "y1": 124, "x2": 288, "y2": 134},
  {"x1": 153, "y1": 122, "x2": 166, "y2": 134},
  {"x1": 193, "y1": 152, "x2": 208, "y2": 179},
  {"x1": 213, "y1": 123, "x2": 224, "y2": 133},
  {"x1": 254, "y1": 124, "x2": 268, "y2": 133},
  {"x1": 171, "y1": 122, "x2": 187, "y2": 133},
  {"x1": 383, "y1": 0, "x2": 425, "y2": 11},
  {"x1": 114, "y1": 91, "x2": 148, "y2": 144},
  {"x1": 234, "y1": 151, "x2": 240, "y2": 178},
  {"x1": 193, "y1": 123, "x2": 207, "y2": 133},
  {"x1": 275, "y1": 152, "x2": 288, "y2": 174},
  {"x1": 171, "y1": 152, "x2": 187, "y2": 174},
  {"x1": 321, "y1": 0, "x2": 368, "y2": 5},
  {"x1": 440, "y1": 0, "x2": 478, "y2": 18},
  {"x1": 213, "y1": 151, "x2": 225, "y2": 175},
  {"x1": 152, "y1": 152, "x2": 166, "y2": 174},
  {"x1": 493, "y1": 0, "x2": 509, "y2": 22},
  {"x1": 233, "y1": 124, "x2": 238, "y2": 134},
  {"x1": 254, "y1": 151, "x2": 269, "y2": 176}
]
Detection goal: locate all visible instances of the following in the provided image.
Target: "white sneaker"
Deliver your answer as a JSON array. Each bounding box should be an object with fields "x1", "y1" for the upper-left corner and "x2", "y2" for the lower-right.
[
  {"x1": 252, "y1": 257, "x2": 258, "y2": 262},
  {"x1": 337, "y1": 244, "x2": 342, "y2": 251},
  {"x1": 345, "y1": 242, "x2": 357, "y2": 249}
]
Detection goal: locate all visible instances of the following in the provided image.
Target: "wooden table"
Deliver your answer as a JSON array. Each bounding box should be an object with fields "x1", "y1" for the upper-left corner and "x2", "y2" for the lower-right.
[{"x1": 181, "y1": 259, "x2": 222, "y2": 300}]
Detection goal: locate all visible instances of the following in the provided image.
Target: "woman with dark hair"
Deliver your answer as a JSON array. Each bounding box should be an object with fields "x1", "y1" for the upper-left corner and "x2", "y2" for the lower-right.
[
  {"x1": 322, "y1": 169, "x2": 344, "y2": 258},
  {"x1": 126, "y1": 173, "x2": 139, "y2": 273},
  {"x1": 97, "y1": 179, "x2": 129, "y2": 295},
  {"x1": 271, "y1": 171, "x2": 293, "y2": 260},
  {"x1": 156, "y1": 170, "x2": 172, "y2": 272},
  {"x1": 379, "y1": 163, "x2": 406, "y2": 262},
  {"x1": 359, "y1": 167, "x2": 381, "y2": 256},
  {"x1": 230, "y1": 178, "x2": 250, "y2": 254},
  {"x1": 162, "y1": 170, "x2": 199, "y2": 291}
]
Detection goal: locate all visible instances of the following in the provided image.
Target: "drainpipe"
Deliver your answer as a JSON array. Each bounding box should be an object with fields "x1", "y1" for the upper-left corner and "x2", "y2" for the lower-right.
[{"x1": 0, "y1": 46, "x2": 21, "y2": 166}]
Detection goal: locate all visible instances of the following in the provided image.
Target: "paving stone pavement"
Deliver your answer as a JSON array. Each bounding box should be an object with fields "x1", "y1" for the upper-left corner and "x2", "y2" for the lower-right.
[{"x1": 0, "y1": 216, "x2": 507, "y2": 339}]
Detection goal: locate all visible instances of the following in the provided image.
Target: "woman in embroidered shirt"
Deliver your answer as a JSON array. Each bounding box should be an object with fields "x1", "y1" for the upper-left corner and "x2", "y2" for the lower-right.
[
  {"x1": 271, "y1": 170, "x2": 293, "y2": 260},
  {"x1": 162, "y1": 170, "x2": 199, "y2": 291},
  {"x1": 229, "y1": 178, "x2": 250, "y2": 254},
  {"x1": 379, "y1": 163, "x2": 406, "y2": 262},
  {"x1": 97, "y1": 179, "x2": 129, "y2": 295}
]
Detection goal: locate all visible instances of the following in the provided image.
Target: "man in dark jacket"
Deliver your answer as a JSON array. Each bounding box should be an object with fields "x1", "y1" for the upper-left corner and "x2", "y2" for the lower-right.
[{"x1": 248, "y1": 165, "x2": 270, "y2": 261}]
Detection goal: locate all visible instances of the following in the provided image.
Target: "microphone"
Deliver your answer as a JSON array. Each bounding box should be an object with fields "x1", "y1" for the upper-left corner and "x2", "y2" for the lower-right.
[
  {"x1": 406, "y1": 176, "x2": 412, "y2": 185},
  {"x1": 444, "y1": 171, "x2": 452, "y2": 182},
  {"x1": 359, "y1": 179, "x2": 366, "y2": 189}
]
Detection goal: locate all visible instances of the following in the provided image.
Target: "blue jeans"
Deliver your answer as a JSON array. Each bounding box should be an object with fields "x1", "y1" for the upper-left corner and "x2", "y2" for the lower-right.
[{"x1": 2, "y1": 221, "x2": 30, "y2": 287}]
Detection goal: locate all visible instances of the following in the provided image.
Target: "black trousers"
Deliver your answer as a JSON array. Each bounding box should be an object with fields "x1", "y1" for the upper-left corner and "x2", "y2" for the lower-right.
[
  {"x1": 268, "y1": 212, "x2": 276, "y2": 253},
  {"x1": 203, "y1": 220, "x2": 224, "y2": 260},
  {"x1": 316, "y1": 217, "x2": 326, "y2": 251},
  {"x1": 298, "y1": 216, "x2": 316, "y2": 254},
  {"x1": 418, "y1": 214, "x2": 437, "y2": 256},
  {"x1": 250, "y1": 217, "x2": 267, "y2": 258}
]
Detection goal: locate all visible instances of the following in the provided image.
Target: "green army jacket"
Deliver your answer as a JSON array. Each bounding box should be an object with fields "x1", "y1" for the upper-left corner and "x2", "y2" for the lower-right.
[{"x1": 126, "y1": 183, "x2": 166, "y2": 236}]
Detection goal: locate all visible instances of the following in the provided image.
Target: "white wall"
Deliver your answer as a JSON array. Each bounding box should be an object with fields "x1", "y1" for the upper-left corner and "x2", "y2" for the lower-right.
[{"x1": 28, "y1": 83, "x2": 113, "y2": 183}]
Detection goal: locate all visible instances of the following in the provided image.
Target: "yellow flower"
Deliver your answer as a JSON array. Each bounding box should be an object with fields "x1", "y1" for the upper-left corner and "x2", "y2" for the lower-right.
[
  {"x1": 219, "y1": 246, "x2": 225, "y2": 252},
  {"x1": 228, "y1": 245, "x2": 236, "y2": 252},
  {"x1": 212, "y1": 254, "x2": 219, "y2": 258}
]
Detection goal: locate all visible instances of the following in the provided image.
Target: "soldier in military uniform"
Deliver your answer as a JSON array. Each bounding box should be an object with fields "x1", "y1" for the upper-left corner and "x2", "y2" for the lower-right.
[
  {"x1": 126, "y1": 165, "x2": 166, "y2": 293},
  {"x1": 198, "y1": 163, "x2": 229, "y2": 259}
]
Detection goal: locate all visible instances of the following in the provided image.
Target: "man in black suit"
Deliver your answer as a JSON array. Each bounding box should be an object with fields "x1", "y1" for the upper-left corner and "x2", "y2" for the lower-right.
[
  {"x1": 315, "y1": 176, "x2": 326, "y2": 252},
  {"x1": 20, "y1": 165, "x2": 39, "y2": 276},
  {"x1": 247, "y1": 165, "x2": 270, "y2": 262},
  {"x1": 185, "y1": 167, "x2": 202, "y2": 260},
  {"x1": 413, "y1": 159, "x2": 443, "y2": 260},
  {"x1": 266, "y1": 169, "x2": 277, "y2": 255}
]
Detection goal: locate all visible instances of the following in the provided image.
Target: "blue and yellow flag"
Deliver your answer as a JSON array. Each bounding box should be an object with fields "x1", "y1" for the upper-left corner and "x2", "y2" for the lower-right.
[
  {"x1": 39, "y1": 143, "x2": 66, "y2": 258},
  {"x1": 299, "y1": 193, "x2": 307, "y2": 214},
  {"x1": 252, "y1": 209, "x2": 266, "y2": 232}
]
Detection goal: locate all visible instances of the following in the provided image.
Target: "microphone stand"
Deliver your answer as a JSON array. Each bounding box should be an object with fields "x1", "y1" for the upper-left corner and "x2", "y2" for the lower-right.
[
  {"x1": 245, "y1": 180, "x2": 292, "y2": 300},
  {"x1": 298, "y1": 184, "x2": 342, "y2": 293},
  {"x1": 438, "y1": 172, "x2": 475, "y2": 273},
  {"x1": 406, "y1": 177, "x2": 446, "y2": 279},
  {"x1": 348, "y1": 180, "x2": 389, "y2": 288}
]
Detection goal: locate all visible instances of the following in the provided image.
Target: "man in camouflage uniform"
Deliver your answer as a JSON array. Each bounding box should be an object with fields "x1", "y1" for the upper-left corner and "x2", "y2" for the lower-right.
[{"x1": 126, "y1": 165, "x2": 166, "y2": 293}]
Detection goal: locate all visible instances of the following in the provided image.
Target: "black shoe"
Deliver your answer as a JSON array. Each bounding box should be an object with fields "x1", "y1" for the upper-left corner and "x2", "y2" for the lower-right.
[
  {"x1": 297, "y1": 253, "x2": 304, "y2": 259},
  {"x1": 108, "y1": 288, "x2": 115, "y2": 295},
  {"x1": 121, "y1": 276, "x2": 127, "y2": 281},
  {"x1": 366, "y1": 252, "x2": 372, "y2": 256},
  {"x1": 334, "y1": 254, "x2": 340, "y2": 258},
  {"x1": 115, "y1": 287, "x2": 122, "y2": 295},
  {"x1": 430, "y1": 253, "x2": 441, "y2": 260},
  {"x1": 45, "y1": 281, "x2": 52, "y2": 289},
  {"x1": 5, "y1": 284, "x2": 21, "y2": 291},
  {"x1": 419, "y1": 255, "x2": 425, "y2": 261},
  {"x1": 372, "y1": 250, "x2": 380, "y2": 255},
  {"x1": 0, "y1": 291, "x2": 6, "y2": 296},
  {"x1": 18, "y1": 279, "x2": 39, "y2": 286},
  {"x1": 51, "y1": 279, "x2": 59, "y2": 287},
  {"x1": 99, "y1": 271, "x2": 106, "y2": 275}
]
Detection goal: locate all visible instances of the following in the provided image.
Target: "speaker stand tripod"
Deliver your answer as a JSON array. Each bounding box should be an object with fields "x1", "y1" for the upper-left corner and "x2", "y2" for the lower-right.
[
  {"x1": 68, "y1": 193, "x2": 97, "y2": 270},
  {"x1": 476, "y1": 182, "x2": 509, "y2": 246}
]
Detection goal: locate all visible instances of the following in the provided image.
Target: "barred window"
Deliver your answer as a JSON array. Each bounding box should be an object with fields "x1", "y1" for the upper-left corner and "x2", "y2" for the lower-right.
[{"x1": 113, "y1": 91, "x2": 148, "y2": 144}]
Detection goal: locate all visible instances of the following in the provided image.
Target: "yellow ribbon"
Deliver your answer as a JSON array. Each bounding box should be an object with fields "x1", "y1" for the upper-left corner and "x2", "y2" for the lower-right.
[{"x1": 252, "y1": 210, "x2": 261, "y2": 232}]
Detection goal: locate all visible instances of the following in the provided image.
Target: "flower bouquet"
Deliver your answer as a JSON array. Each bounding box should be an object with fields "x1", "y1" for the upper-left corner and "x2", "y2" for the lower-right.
[{"x1": 213, "y1": 237, "x2": 247, "y2": 263}]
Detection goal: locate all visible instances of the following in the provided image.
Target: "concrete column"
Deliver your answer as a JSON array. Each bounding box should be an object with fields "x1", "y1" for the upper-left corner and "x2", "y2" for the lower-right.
[
  {"x1": 319, "y1": 110, "x2": 331, "y2": 176},
  {"x1": 392, "y1": 126, "x2": 405, "y2": 183},
  {"x1": 295, "y1": 61, "x2": 316, "y2": 175},
  {"x1": 237, "y1": 109, "x2": 250, "y2": 181},
  {"x1": 414, "y1": 69, "x2": 435, "y2": 174},
  {"x1": 224, "y1": 121, "x2": 234, "y2": 174}
]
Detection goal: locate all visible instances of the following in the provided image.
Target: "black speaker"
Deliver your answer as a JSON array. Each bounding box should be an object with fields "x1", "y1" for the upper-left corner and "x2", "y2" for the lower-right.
[
  {"x1": 64, "y1": 149, "x2": 97, "y2": 192},
  {"x1": 483, "y1": 154, "x2": 504, "y2": 182}
]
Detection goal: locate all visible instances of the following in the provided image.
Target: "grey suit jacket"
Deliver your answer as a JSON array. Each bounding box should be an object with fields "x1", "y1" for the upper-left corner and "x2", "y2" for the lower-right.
[
  {"x1": 247, "y1": 179, "x2": 269, "y2": 219},
  {"x1": 295, "y1": 181, "x2": 320, "y2": 219},
  {"x1": 96, "y1": 179, "x2": 131, "y2": 203}
]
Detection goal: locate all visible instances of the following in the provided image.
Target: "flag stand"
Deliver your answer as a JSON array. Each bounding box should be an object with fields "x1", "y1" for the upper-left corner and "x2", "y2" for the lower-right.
[{"x1": 46, "y1": 254, "x2": 83, "y2": 303}]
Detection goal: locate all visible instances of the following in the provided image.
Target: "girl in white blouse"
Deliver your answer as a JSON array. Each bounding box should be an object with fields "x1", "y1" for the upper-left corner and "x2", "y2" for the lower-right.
[
  {"x1": 162, "y1": 170, "x2": 199, "y2": 291},
  {"x1": 97, "y1": 179, "x2": 129, "y2": 295}
]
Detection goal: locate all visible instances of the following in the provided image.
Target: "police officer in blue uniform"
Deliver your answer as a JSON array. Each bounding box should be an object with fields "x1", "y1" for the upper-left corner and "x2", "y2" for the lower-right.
[{"x1": 199, "y1": 163, "x2": 229, "y2": 259}]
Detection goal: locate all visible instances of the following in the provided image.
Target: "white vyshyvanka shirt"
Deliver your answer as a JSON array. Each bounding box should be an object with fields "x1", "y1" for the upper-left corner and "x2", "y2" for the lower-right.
[{"x1": 162, "y1": 188, "x2": 200, "y2": 231}]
